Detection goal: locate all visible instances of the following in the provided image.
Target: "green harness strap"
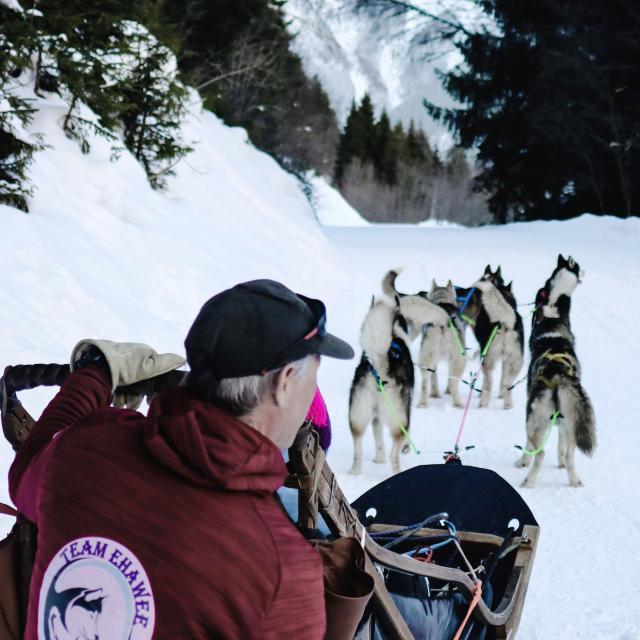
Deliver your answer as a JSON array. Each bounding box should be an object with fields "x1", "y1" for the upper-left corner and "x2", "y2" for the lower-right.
[
  {"x1": 519, "y1": 411, "x2": 561, "y2": 456},
  {"x1": 481, "y1": 324, "x2": 500, "y2": 358},
  {"x1": 367, "y1": 359, "x2": 421, "y2": 455},
  {"x1": 460, "y1": 313, "x2": 476, "y2": 327},
  {"x1": 448, "y1": 318, "x2": 466, "y2": 357}
]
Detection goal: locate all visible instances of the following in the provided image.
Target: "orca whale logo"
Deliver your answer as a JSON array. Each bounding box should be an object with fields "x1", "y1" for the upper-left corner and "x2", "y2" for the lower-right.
[{"x1": 39, "y1": 537, "x2": 155, "y2": 640}]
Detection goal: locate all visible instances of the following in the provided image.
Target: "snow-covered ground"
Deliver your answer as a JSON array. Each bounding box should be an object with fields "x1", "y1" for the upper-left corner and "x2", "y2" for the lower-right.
[{"x1": 2, "y1": 93, "x2": 639, "y2": 638}]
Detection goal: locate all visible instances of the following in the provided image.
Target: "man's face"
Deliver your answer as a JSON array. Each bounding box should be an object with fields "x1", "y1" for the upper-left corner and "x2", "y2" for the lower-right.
[{"x1": 273, "y1": 355, "x2": 321, "y2": 449}]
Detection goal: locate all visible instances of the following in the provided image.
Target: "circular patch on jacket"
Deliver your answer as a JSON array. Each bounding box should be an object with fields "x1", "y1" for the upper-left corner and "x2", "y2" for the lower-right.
[{"x1": 38, "y1": 537, "x2": 155, "y2": 640}]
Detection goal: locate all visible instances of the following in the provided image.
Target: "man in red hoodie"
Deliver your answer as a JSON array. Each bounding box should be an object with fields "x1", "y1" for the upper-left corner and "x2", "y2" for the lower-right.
[{"x1": 9, "y1": 279, "x2": 354, "y2": 639}]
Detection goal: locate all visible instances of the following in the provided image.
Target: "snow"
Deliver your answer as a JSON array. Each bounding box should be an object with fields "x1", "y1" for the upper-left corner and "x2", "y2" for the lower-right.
[
  {"x1": 307, "y1": 174, "x2": 369, "y2": 226},
  {"x1": 2, "y1": 88, "x2": 640, "y2": 638},
  {"x1": 0, "y1": 0, "x2": 23, "y2": 12}
]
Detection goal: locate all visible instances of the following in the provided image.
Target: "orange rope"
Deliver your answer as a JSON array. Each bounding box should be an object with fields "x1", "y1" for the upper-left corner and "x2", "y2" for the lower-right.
[{"x1": 452, "y1": 580, "x2": 483, "y2": 640}]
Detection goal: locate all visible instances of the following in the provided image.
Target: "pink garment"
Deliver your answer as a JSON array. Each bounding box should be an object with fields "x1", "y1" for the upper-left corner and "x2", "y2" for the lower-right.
[{"x1": 305, "y1": 387, "x2": 331, "y2": 451}]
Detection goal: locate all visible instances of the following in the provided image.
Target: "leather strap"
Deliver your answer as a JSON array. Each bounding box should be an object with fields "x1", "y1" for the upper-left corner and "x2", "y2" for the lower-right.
[{"x1": 0, "y1": 504, "x2": 17, "y2": 518}]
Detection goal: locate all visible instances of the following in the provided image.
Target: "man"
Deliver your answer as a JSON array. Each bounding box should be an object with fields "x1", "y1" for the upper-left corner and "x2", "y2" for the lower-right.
[{"x1": 9, "y1": 279, "x2": 354, "y2": 639}]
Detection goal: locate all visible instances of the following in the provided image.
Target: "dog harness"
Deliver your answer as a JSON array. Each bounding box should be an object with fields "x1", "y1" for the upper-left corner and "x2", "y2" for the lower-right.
[{"x1": 535, "y1": 350, "x2": 577, "y2": 389}]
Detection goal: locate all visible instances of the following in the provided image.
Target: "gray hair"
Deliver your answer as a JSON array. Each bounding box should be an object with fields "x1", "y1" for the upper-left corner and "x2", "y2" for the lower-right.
[{"x1": 185, "y1": 356, "x2": 311, "y2": 416}]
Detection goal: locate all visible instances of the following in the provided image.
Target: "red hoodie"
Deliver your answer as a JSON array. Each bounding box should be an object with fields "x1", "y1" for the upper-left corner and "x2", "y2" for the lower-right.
[{"x1": 9, "y1": 367, "x2": 325, "y2": 639}]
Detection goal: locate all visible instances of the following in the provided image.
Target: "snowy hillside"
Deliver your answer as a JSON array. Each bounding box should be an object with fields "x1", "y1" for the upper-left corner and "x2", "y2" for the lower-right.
[
  {"x1": 283, "y1": 0, "x2": 489, "y2": 150},
  {"x1": 2, "y1": 90, "x2": 640, "y2": 638}
]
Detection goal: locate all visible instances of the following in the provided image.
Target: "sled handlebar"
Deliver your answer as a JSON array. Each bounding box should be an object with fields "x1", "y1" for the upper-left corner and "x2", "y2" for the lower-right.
[{"x1": 2, "y1": 363, "x2": 185, "y2": 397}]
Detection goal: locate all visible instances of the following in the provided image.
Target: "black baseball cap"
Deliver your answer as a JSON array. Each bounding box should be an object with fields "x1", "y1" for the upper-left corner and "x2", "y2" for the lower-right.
[{"x1": 185, "y1": 279, "x2": 354, "y2": 378}]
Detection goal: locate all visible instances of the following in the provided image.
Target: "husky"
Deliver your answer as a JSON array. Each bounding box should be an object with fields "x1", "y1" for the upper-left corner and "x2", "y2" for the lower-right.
[
  {"x1": 516, "y1": 256, "x2": 595, "y2": 488},
  {"x1": 531, "y1": 254, "x2": 584, "y2": 330},
  {"x1": 468, "y1": 265, "x2": 524, "y2": 409},
  {"x1": 349, "y1": 296, "x2": 414, "y2": 475},
  {"x1": 382, "y1": 269, "x2": 466, "y2": 408},
  {"x1": 416, "y1": 280, "x2": 466, "y2": 408}
]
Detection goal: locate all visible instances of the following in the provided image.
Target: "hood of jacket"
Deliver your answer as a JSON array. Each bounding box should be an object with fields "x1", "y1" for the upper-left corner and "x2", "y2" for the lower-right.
[{"x1": 144, "y1": 387, "x2": 286, "y2": 492}]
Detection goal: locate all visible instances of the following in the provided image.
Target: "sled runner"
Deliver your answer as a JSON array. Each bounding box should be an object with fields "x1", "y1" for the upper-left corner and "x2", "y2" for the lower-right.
[
  {"x1": 287, "y1": 426, "x2": 539, "y2": 639},
  {"x1": 1, "y1": 364, "x2": 538, "y2": 640}
]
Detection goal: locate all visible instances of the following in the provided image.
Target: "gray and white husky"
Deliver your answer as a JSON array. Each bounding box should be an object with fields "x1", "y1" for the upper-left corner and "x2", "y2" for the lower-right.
[
  {"x1": 417, "y1": 280, "x2": 466, "y2": 408},
  {"x1": 381, "y1": 268, "x2": 427, "y2": 340},
  {"x1": 470, "y1": 266, "x2": 524, "y2": 409},
  {"x1": 516, "y1": 255, "x2": 595, "y2": 488},
  {"x1": 381, "y1": 270, "x2": 463, "y2": 407},
  {"x1": 349, "y1": 296, "x2": 414, "y2": 475}
]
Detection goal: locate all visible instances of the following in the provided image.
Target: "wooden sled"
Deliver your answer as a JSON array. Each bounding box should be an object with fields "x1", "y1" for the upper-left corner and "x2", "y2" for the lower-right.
[{"x1": 287, "y1": 426, "x2": 539, "y2": 639}]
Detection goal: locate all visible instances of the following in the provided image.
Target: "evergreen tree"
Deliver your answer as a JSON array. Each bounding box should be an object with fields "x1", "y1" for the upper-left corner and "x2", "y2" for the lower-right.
[
  {"x1": 334, "y1": 94, "x2": 376, "y2": 185},
  {"x1": 0, "y1": 92, "x2": 40, "y2": 212},
  {"x1": 161, "y1": 0, "x2": 338, "y2": 176},
  {"x1": 427, "y1": 0, "x2": 640, "y2": 221},
  {"x1": 0, "y1": 5, "x2": 44, "y2": 211},
  {"x1": 403, "y1": 121, "x2": 423, "y2": 163},
  {"x1": 445, "y1": 146, "x2": 470, "y2": 185},
  {"x1": 33, "y1": 1, "x2": 140, "y2": 152},
  {"x1": 117, "y1": 23, "x2": 191, "y2": 189},
  {"x1": 27, "y1": 1, "x2": 191, "y2": 187},
  {"x1": 373, "y1": 111, "x2": 398, "y2": 185}
]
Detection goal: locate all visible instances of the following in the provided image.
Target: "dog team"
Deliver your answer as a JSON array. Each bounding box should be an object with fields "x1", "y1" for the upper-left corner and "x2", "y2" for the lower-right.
[{"x1": 348, "y1": 255, "x2": 596, "y2": 488}]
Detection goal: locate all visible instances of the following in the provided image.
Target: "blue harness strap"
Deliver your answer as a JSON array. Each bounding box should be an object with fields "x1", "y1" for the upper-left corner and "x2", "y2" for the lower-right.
[{"x1": 455, "y1": 286, "x2": 475, "y2": 315}]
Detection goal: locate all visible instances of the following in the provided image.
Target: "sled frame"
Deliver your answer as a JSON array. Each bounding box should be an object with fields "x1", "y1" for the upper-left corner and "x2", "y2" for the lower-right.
[{"x1": 287, "y1": 427, "x2": 539, "y2": 640}]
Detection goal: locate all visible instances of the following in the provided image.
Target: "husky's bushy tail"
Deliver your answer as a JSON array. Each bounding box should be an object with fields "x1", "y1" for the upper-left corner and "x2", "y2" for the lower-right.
[
  {"x1": 382, "y1": 269, "x2": 403, "y2": 299},
  {"x1": 557, "y1": 381, "x2": 596, "y2": 455}
]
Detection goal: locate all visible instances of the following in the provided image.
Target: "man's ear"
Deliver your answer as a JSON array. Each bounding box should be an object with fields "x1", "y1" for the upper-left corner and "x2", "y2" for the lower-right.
[{"x1": 273, "y1": 362, "x2": 297, "y2": 407}]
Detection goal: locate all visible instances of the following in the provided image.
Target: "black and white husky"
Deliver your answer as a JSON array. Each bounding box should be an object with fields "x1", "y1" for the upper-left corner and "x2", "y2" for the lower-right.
[
  {"x1": 417, "y1": 280, "x2": 466, "y2": 408},
  {"x1": 349, "y1": 296, "x2": 414, "y2": 475},
  {"x1": 516, "y1": 255, "x2": 595, "y2": 488},
  {"x1": 468, "y1": 266, "x2": 525, "y2": 409},
  {"x1": 531, "y1": 254, "x2": 584, "y2": 329}
]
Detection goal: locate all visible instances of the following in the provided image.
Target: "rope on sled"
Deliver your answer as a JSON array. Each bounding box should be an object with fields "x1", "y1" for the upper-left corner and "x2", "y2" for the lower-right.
[
  {"x1": 453, "y1": 581, "x2": 483, "y2": 640},
  {"x1": 452, "y1": 324, "x2": 500, "y2": 456},
  {"x1": 515, "y1": 410, "x2": 561, "y2": 456}
]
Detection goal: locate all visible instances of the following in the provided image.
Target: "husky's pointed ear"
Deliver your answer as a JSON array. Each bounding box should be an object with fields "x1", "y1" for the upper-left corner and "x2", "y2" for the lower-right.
[
  {"x1": 557, "y1": 254, "x2": 566, "y2": 266},
  {"x1": 484, "y1": 264, "x2": 492, "y2": 275},
  {"x1": 568, "y1": 256, "x2": 575, "y2": 268},
  {"x1": 431, "y1": 278, "x2": 437, "y2": 292},
  {"x1": 496, "y1": 265, "x2": 502, "y2": 278},
  {"x1": 506, "y1": 281, "x2": 513, "y2": 292},
  {"x1": 447, "y1": 279, "x2": 455, "y2": 294}
]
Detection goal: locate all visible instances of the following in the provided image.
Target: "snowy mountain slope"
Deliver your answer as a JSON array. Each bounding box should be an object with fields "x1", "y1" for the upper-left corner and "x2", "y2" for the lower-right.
[
  {"x1": 1, "y1": 87, "x2": 640, "y2": 638},
  {"x1": 283, "y1": 0, "x2": 489, "y2": 150},
  {"x1": 0, "y1": 90, "x2": 356, "y2": 466}
]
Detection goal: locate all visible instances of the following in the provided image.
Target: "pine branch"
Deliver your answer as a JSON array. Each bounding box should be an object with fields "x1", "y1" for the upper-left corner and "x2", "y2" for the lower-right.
[{"x1": 356, "y1": 0, "x2": 473, "y2": 38}]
